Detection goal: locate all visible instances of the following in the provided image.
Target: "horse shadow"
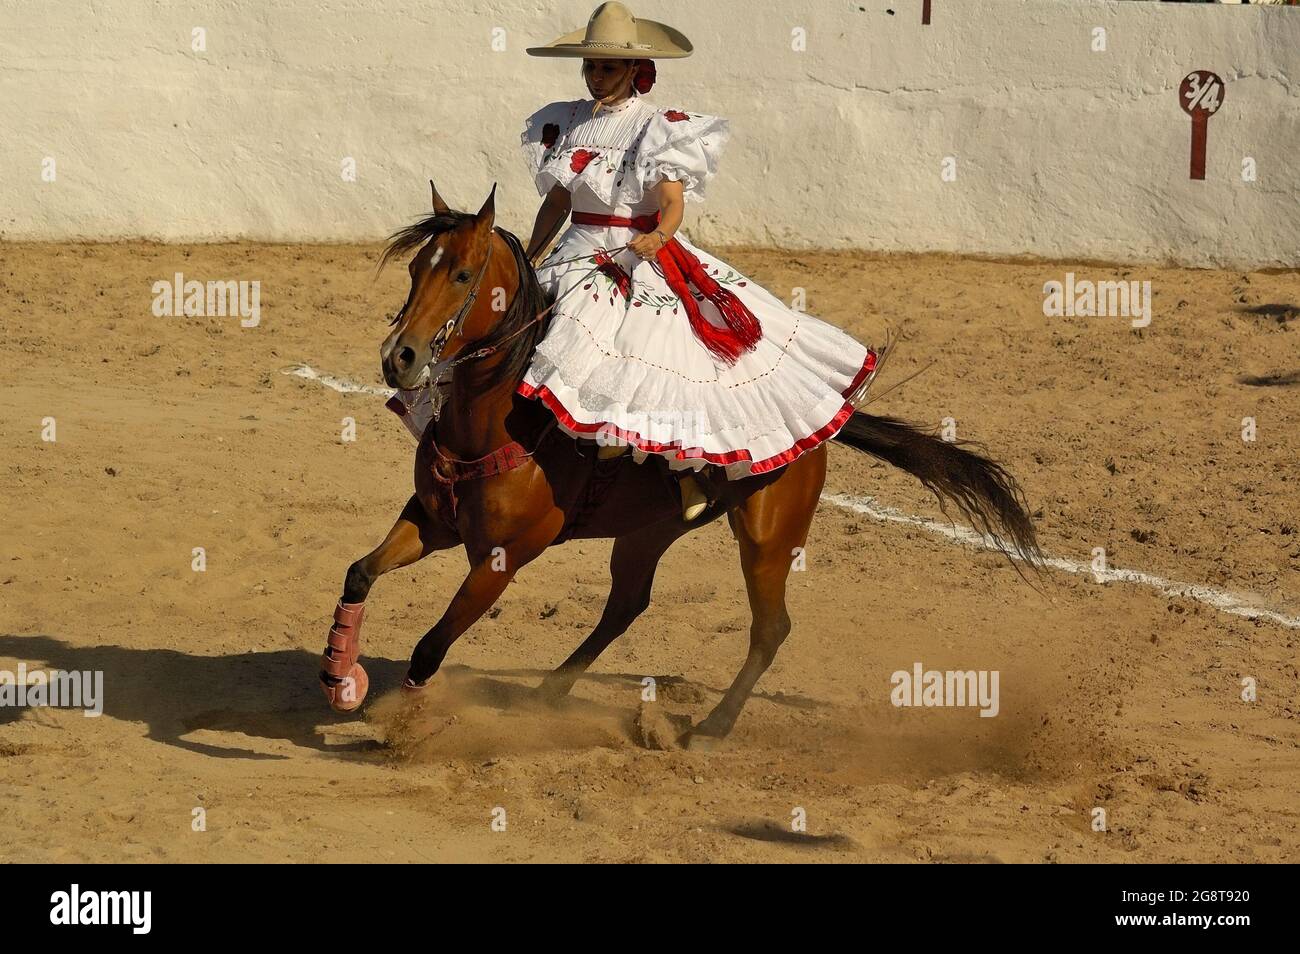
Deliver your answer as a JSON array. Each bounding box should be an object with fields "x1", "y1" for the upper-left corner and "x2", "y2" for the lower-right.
[
  {"x1": 0, "y1": 634, "x2": 828, "y2": 761},
  {"x1": 0, "y1": 633, "x2": 407, "y2": 760},
  {"x1": 1235, "y1": 369, "x2": 1300, "y2": 388},
  {"x1": 1238, "y1": 302, "x2": 1299, "y2": 328}
]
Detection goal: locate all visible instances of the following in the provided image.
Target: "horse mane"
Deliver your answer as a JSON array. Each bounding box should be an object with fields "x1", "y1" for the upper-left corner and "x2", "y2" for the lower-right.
[{"x1": 379, "y1": 211, "x2": 553, "y2": 387}]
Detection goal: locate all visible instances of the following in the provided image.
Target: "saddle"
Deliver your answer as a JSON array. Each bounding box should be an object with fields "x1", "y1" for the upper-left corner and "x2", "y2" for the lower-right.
[{"x1": 420, "y1": 412, "x2": 688, "y2": 542}]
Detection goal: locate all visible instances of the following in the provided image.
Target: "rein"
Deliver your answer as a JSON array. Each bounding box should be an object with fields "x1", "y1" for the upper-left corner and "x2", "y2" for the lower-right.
[
  {"x1": 429, "y1": 239, "x2": 632, "y2": 377},
  {"x1": 406, "y1": 233, "x2": 635, "y2": 523}
]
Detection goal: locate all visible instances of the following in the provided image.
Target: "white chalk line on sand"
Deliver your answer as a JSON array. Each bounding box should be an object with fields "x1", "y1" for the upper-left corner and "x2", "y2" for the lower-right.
[
  {"x1": 824, "y1": 493, "x2": 1300, "y2": 631},
  {"x1": 282, "y1": 363, "x2": 394, "y2": 397},
  {"x1": 283, "y1": 365, "x2": 1300, "y2": 631}
]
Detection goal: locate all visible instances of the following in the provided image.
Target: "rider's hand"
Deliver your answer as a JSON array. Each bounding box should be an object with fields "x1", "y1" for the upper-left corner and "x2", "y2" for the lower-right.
[{"x1": 628, "y1": 231, "x2": 667, "y2": 260}]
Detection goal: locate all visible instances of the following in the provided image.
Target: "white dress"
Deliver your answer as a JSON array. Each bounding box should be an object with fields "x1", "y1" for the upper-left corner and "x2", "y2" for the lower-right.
[{"x1": 518, "y1": 90, "x2": 880, "y2": 480}]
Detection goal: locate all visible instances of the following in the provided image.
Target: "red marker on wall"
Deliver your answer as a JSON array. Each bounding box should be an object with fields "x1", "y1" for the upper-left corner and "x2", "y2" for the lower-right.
[{"x1": 1178, "y1": 71, "x2": 1224, "y2": 181}]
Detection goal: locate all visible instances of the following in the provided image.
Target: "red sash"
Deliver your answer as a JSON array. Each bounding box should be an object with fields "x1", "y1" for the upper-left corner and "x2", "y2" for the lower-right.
[{"x1": 571, "y1": 211, "x2": 762, "y2": 364}]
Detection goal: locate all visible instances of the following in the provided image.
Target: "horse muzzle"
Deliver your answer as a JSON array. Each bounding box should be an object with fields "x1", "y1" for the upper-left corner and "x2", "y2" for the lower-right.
[{"x1": 382, "y1": 318, "x2": 454, "y2": 389}]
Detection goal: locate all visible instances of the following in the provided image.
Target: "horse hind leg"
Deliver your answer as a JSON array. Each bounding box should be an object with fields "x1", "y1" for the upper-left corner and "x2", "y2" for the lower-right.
[
  {"x1": 538, "y1": 519, "x2": 686, "y2": 703},
  {"x1": 685, "y1": 447, "x2": 825, "y2": 748},
  {"x1": 322, "y1": 494, "x2": 457, "y2": 713}
]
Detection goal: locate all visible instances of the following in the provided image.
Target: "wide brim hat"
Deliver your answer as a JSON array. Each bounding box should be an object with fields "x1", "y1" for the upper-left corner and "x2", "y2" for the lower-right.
[{"x1": 526, "y1": 2, "x2": 692, "y2": 59}]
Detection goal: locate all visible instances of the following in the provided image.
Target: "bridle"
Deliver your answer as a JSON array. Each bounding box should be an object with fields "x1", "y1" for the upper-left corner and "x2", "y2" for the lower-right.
[
  {"x1": 390, "y1": 229, "x2": 497, "y2": 381},
  {"x1": 390, "y1": 229, "x2": 651, "y2": 500},
  {"x1": 394, "y1": 228, "x2": 635, "y2": 385}
]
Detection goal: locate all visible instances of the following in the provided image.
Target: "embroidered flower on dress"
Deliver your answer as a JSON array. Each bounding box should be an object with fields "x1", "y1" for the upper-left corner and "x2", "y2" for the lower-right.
[
  {"x1": 523, "y1": 100, "x2": 728, "y2": 209},
  {"x1": 570, "y1": 149, "x2": 600, "y2": 173},
  {"x1": 592, "y1": 250, "x2": 631, "y2": 299}
]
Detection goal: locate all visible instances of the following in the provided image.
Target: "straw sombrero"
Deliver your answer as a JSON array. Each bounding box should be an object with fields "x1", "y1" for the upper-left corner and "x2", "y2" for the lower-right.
[{"x1": 526, "y1": 2, "x2": 692, "y2": 59}]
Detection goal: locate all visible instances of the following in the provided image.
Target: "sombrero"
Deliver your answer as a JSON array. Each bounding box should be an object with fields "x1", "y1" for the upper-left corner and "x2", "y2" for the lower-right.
[{"x1": 526, "y1": 2, "x2": 692, "y2": 59}]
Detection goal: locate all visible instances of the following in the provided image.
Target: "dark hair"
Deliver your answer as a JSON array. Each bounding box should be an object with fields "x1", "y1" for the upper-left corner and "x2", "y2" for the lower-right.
[{"x1": 380, "y1": 212, "x2": 552, "y2": 387}]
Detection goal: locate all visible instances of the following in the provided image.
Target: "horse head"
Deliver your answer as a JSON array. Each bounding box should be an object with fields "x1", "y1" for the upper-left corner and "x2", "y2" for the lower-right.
[{"x1": 379, "y1": 181, "x2": 510, "y2": 390}]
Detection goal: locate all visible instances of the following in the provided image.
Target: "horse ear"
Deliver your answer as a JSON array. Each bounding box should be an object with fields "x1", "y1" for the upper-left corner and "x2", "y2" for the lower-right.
[
  {"x1": 475, "y1": 183, "x2": 497, "y2": 227},
  {"x1": 429, "y1": 179, "x2": 450, "y2": 214}
]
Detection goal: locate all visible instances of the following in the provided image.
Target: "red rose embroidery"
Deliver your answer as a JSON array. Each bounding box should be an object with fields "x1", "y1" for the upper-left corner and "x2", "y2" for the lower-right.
[
  {"x1": 592, "y1": 250, "x2": 631, "y2": 298},
  {"x1": 541, "y1": 123, "x2": 559, "y2": 148},
  {"x1": 570, "y1": 149, "x2": 600, "y2": 173},
  {"x1": 664, "y1": 110, "x2": 690, "y2": 122}
]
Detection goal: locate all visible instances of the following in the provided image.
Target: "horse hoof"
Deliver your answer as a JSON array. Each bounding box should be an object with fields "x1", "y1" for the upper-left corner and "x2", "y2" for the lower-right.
[
  {"x1": 323, "y1": 663, "x2": 369, "y2": 713},
  {"x1": 535, "y1": 678, "x2": 573, "y2": 708},
  {"x1": 681, "y1": 730, "x2": 724, "y2": 752},
  {"x1": 400, "y1": 674, "x2": 430, "y2": 698}
]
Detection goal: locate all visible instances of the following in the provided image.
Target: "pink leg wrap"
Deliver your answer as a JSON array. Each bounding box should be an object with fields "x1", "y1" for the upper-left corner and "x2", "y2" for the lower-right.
[{"x1": 321, "y1": 600, "x2": 369, "y2": 712}]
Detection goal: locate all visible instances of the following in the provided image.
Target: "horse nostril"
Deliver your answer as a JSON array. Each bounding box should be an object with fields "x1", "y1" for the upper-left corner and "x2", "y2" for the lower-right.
[{"x1": 395, "y1": 346, "x2": 416, "y2": 371}]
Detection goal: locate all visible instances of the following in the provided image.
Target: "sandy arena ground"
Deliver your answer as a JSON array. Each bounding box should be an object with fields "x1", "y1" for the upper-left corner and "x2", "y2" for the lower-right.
[{"x1": 1, "y1": 239, "x2": 1297, "y2": 863}]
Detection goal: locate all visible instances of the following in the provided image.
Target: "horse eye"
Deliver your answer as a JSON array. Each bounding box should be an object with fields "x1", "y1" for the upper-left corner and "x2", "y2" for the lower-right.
[{"x1": 456, "y1": 271, "x2": 471, "y2": 283}]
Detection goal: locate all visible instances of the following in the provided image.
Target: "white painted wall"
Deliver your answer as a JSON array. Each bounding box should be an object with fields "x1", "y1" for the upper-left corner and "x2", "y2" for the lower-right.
[{"x1": 1, "y1": 0, "x2": 1296, "y2": 267}]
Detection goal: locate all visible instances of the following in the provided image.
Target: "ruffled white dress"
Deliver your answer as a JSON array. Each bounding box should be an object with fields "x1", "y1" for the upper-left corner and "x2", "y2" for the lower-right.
[{"x1": 518, "y1": 90, "x2": 878, "y2": 480}]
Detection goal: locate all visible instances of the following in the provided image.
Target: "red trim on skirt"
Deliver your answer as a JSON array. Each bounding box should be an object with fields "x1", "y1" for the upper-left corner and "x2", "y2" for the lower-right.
[{"x1": 516, "y1": 347, "x2": 878, "y2": 475}]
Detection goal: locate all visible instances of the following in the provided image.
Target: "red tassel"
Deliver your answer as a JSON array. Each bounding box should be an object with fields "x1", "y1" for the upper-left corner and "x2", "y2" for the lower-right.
[
  {"x1": 592, "y1": 249, "x2": 631, "y2": 298},
  {"x1": 711, "y1": 287, "x2": 763, "y2": 350},
  {"x1": 655, "y1": 245, "x2": 745, "y2": 363},
  {"x1": 623, "y1": 210, "x2": 765, "y2": 364},
  {"x1": 686, "y1": 306, "x2": 745, "y2": 364},
  {"x1": 595, "y1": 262, "x2": 630, "y2": 297},
  {"x1": 660, "y1": 242, "x2": 763, "y2": 360}
]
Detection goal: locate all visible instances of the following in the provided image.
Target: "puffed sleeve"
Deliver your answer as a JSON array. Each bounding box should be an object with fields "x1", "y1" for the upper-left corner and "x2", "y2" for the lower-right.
[
  {"x1": 633, "y1": 108, "x2": 730, "y2": 204},
  {"x1": 520, "y1": 101, "x2": 576, "y2": 197}
]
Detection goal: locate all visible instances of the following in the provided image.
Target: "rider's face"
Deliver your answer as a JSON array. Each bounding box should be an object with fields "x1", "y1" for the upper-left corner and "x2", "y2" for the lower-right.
[{"x1": 582, "y1": 58, "x2": 634, "y2": 102}]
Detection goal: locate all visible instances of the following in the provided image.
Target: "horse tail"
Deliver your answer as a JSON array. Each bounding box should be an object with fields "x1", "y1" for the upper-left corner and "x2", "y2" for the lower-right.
[{"x1": 831, "y1": 411, "x2": 1042, "y2": 567}]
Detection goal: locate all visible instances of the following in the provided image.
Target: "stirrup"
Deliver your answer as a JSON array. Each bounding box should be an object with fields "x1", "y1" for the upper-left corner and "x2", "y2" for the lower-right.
[{"x1": 680, "y1": 474, "x2": 709, "y2": 522}]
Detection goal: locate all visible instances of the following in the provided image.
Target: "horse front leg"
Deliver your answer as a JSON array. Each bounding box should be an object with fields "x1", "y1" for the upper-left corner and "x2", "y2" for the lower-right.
[
  {"x1": 322, "y1": 495, "x2": 458, "y2": 712},
  {"x1": 403, "y1": 525, "x2": 556, "y2": 690}
]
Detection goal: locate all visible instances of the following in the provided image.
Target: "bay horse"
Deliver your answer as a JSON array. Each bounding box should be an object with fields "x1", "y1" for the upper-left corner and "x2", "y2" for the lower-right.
[{"x1": 319, "y1": 183, "x2": 1041, "y2": 748}]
